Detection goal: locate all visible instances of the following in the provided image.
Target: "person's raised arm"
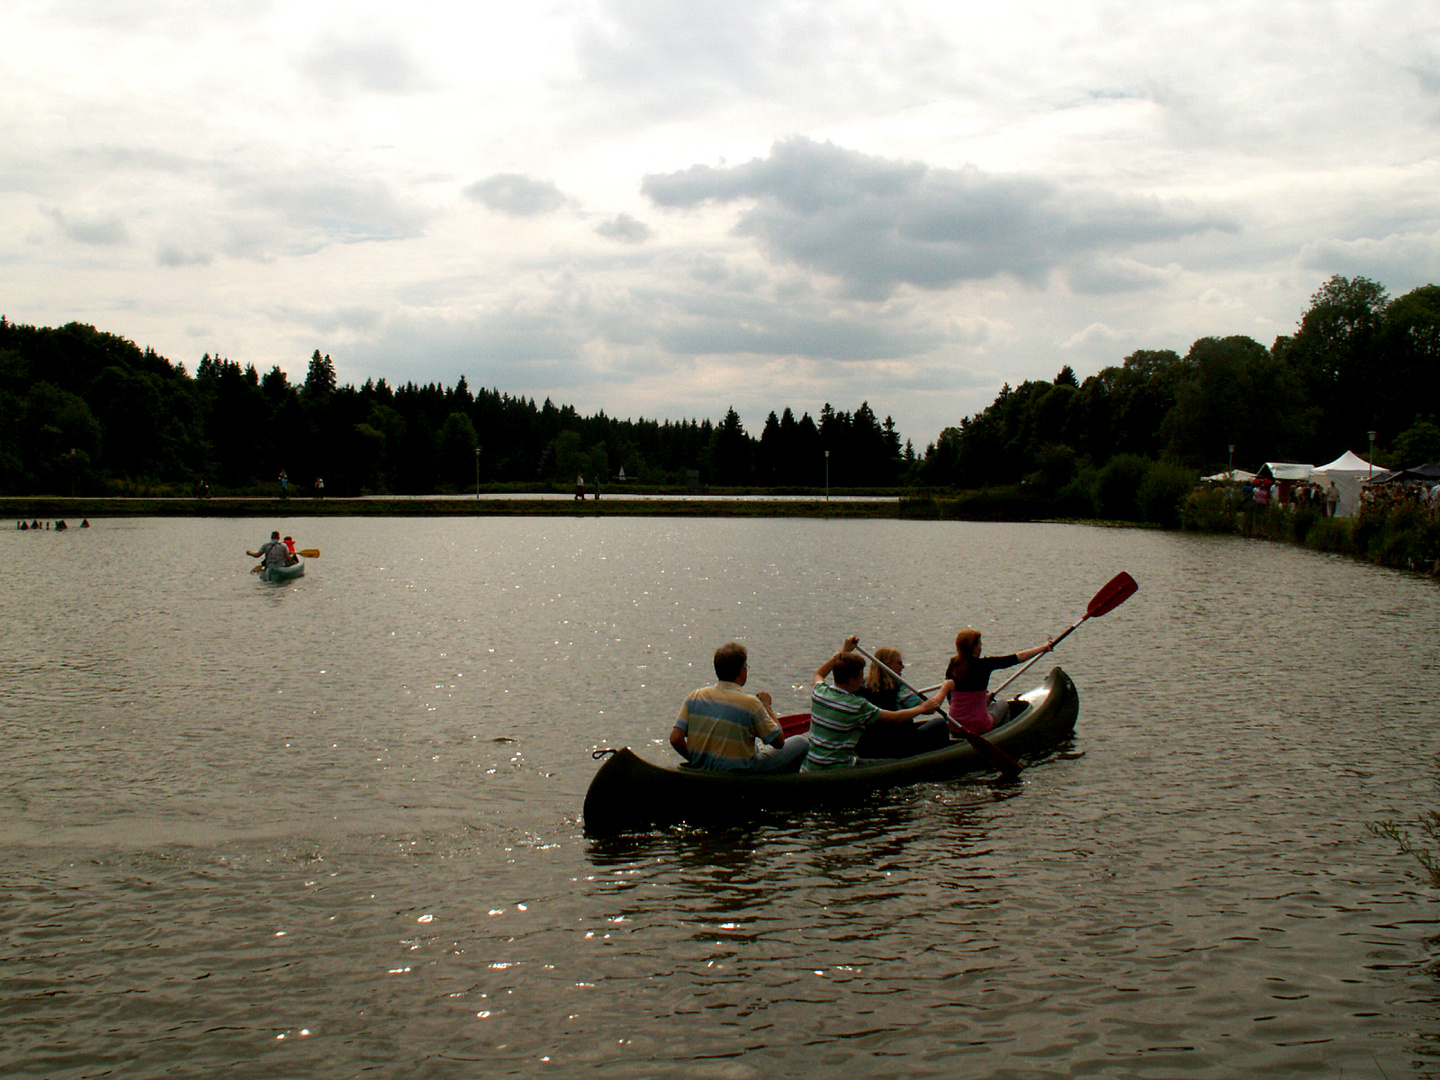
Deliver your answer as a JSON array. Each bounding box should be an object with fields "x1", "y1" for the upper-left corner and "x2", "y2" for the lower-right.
[
  {"x1": 813, "y1": 635, "x2": 860, "y2": 684},
  {"x1": 669, "y1": 725, "x2": 690, "y2": 761},
  {"x1": 1015, "y1": 639, "x2": 1055, "y2": 663}
]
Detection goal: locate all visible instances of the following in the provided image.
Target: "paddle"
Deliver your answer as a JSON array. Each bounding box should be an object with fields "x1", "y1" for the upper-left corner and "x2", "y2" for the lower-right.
[
  {"x1": 297, "y1": 548, "x2": 320, "y2": 558},
  {"x1": 851, "y1": 641, "x2": 1022, "y2": 779},
  {"x1": 987, "y1": 571, "x2": 1139, "y2": 702}
]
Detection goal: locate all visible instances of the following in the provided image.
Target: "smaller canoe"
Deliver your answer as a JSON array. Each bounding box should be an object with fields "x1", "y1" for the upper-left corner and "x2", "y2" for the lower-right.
[
  {"x1": 583, "y1": 666, "x2": 1079, "y2": 836},
  {"x1": 264, "y1": 557, "x2": 305, "y2": 582}
]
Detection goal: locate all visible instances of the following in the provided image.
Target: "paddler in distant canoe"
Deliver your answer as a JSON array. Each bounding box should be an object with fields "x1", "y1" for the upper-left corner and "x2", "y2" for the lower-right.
[
  {"x1": 247, "y1": 530, "x2": 288, "y2": 574},
  {"x1": 670, "y1": 641, "x2": 809, "y2": 773}
]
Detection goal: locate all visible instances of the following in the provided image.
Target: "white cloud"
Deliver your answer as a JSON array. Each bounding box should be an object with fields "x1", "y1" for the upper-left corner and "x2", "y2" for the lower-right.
[
  {"x1": 1300, "y1": 232, "x2": 1440, "y2": 295},
  {"x1": 300, "y1": 35, "x2": 432, "y2": 95},
  {"x1": 595, "y1": 213, "x2": 652, "y2": 244},
  {"x1": 642, "y1": 137, "x2": 1235, "y2": 298},
  {"x1": 46, "y1": 208, "x2": 129, "y2": 246},
  {"x1": 464, "y1": 174, "x2": 572, "y2": 217}
]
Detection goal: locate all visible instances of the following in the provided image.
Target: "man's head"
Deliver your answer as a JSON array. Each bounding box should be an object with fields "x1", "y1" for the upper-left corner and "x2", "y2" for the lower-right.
[
  {"x1": 271, "y1": 531, "x2": 280, "y2": 540},
  {"x1": 830, "y1": 650, "x2": 865, "y2": 689},
  {"x1": 713, "y1": 642, "x2": 748, "y2": 683}
]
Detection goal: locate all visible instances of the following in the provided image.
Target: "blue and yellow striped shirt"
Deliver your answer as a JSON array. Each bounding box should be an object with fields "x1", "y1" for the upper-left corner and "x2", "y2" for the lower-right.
[{"x1": 675, "y1": 682, "x2": 781, "y2": 771}]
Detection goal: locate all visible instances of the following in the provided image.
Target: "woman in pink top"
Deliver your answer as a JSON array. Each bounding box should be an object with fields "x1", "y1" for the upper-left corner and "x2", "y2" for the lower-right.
[{"x1": 943, "y1": 629, "x2": 1053, "y2": 737}]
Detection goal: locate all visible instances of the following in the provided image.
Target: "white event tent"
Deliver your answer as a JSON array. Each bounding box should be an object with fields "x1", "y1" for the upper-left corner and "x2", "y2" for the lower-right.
[
  {"x1": 1260, "y1": 462, "x2": 1314, "y2": 482},
  {"x1": 1202, "y1": 468, "x2": 1258, "y2": 483},
  {"x1": 1310, "y1": 450, "x2": 1377, "y2": 517}
]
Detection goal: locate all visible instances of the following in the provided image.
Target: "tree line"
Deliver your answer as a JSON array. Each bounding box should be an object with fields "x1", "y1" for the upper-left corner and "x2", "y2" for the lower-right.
[
  {"x1": 2, "y1": 274, "x2": 1437, "y2": 503},
  {"x1": 915, "y1": 275, "x2": 1440, "y2": 522},
  {"x1": 0, "y1": 323, "x2": 908, "y2": 495}
]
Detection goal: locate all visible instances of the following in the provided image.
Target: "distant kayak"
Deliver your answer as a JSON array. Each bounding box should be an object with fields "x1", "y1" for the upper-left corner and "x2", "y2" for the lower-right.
[{"x1": 583, "y1": 666, "x2": 1079, "y2": 836}]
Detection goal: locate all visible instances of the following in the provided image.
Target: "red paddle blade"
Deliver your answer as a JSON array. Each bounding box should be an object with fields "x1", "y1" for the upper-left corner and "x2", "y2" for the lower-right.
[
  {"x1": 1086, "y1": 571, "x2": 1138, "y2": 619},
  {"x1": 779, "y1": 712, "x2": 811, "y2": 738}
]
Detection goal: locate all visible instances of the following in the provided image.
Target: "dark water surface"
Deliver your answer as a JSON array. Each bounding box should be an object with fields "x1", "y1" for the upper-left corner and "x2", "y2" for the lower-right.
[{"x1": 3, "y1": 517, "x2": 1438, "y2": 1078}]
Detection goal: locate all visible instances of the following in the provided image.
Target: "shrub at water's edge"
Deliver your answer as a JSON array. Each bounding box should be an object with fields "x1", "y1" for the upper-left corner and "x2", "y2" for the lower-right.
[{"x1": 1178, "y1": 487, "x2": 1440, "y2": 575}]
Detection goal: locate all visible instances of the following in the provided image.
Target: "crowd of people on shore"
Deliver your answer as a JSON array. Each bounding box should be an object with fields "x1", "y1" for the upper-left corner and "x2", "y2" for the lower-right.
[
  {"x1": 1229, "y1": 475, "x2": 1440, "y2": 518},
  {"x1": 1235, "y1": 477, "x2": 1342, "y2": 515},
  {"x1": 669, "y1": 631, "x2": 1054, "y2": 775},
  {"x1": 1359, "y1": 479, "x2": 1440, "y2": 515}
]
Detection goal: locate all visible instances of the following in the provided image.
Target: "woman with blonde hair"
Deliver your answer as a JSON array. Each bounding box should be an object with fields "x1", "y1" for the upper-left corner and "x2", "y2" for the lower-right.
[
  {"x1": 944, "y1": 628, "x2": 1052, "y2": 738},
  {"x1": 854, "y1": 646, "x2": 950, "y2": 757}
]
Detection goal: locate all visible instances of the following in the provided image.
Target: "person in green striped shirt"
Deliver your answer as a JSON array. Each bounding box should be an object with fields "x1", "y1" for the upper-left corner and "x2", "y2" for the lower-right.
[{"x1": 801, "y1": 636, "x2": 951, "y2": 772}]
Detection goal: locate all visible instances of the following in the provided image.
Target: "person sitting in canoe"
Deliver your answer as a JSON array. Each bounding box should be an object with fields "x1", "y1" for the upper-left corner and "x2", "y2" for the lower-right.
[
  {"x1": 669, "y1": 642, "x2": 809, "y2": 773},
  {"x1": 247, "y1": 530, "x2": 289, "y2": 573},
  {"x1": 282, "y1": 535, "x2": 299, "y2": 564},
  {"x1": 854, "y1": 646, "x2": 951, "y2": 758},
  {"x1": 802, "y1": 636, "x2": 950, "y2": 773},
  {"x1": 944, "y1": 629, "x2": 1053, "y2": 737}
]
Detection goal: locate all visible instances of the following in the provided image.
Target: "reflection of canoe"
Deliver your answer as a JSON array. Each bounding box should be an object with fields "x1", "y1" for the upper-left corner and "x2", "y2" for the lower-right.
[
  {"x1": 264, "y1": 558, "x2": 305, "y2": 582},
  {"x1": 583, "y1": 667, "x2": 1079, "y2": 836}
]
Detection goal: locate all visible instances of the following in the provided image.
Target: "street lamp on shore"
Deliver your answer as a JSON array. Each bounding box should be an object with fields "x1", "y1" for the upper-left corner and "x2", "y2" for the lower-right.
[
  {"x1": 1228, "y1": 444, "x2": 1235, "y2": 475},
  {"x1": 475, "y1": 447, "x2": 481, "y2": 499},
  {"x1": 1368, "y1": 431, "x2": 1376, "y2": 478},
  {"x1": 824, "y1": 450, "x2": 830, "y2": 501}
]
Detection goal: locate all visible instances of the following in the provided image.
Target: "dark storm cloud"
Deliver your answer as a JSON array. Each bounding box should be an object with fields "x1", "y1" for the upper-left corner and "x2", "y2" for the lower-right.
[
  {"x1": 642, "y1": 137, "x2": 1235, "y2": 297},
  {"x1": 464, "y1": 174, "x2": 571, "y2": 217}
]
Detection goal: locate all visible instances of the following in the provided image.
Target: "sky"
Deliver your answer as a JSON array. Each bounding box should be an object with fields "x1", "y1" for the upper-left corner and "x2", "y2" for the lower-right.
[{"x1": 4, "y1": 0, "x2": 1439, "y2": 449}]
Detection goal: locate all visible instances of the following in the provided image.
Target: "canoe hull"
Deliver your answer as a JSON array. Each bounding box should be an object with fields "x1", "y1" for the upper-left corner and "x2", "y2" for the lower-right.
[
  {"x1": 264, "y1": 558, "x2": 305, "y2": 582},
  {"x1": 583, "y1": 666, "x2": 1079, "y2": 836}
]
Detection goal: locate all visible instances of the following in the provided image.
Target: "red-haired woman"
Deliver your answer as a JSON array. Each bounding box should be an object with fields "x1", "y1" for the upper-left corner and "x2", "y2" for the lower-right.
[{"x1": 944, "y1": 629, "x2": 1053, "y2": 738}]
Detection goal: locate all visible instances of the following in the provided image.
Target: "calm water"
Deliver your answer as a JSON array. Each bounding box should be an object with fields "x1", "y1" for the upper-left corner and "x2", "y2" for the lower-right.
[{"x1": 3, "y1": 516, "x2": 1438, "y2": 1079}]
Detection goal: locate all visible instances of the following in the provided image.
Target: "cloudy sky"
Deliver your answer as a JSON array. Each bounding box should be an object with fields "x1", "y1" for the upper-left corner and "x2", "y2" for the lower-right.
[{"x1": 5, "y1": 1, "x2": 1438, "y2": 448}]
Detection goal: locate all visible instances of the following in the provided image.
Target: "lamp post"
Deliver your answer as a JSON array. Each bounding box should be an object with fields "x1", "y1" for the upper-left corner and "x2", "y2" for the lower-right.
[
  {"x1": 824, "y1": 450, "x2": 830, "y2": 502},
  {"x1": 1228, "y1": 444, "x2": 1235, "y2": 476},
  {"x1": 475, "y1": 447, "x2": 481, "y2": 499},
  {"x1": 1368, "y1": 431, "x2": 1376, "y2": 478}
]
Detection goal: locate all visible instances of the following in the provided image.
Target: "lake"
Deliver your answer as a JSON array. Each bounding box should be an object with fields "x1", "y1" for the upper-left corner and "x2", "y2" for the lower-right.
[{"x1": 3, "y1": 516, "x2": 1438, "y2": 1078}]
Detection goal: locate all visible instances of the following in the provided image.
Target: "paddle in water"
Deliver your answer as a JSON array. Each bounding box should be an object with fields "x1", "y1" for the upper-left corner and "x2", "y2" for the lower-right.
[
  {"x1": 987, "y1": 571, "x2": 1139, "y2": 702},
  {"x1": 851, "y1": 641, "x2": 1023, "y2": 779}
]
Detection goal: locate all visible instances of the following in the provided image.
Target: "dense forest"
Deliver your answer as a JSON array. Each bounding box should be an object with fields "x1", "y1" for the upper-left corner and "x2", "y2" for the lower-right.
[{"x1": 3, "y1": 274, "x2": 1438, "y2": 504}]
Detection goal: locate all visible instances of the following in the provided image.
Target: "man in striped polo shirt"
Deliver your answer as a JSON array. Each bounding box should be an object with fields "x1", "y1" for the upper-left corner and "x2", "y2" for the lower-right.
[
  {"x1": 803, "y1": 636, "x2": 950, "y2": 772},
  {"x1": 670, "y1": 642, "x2": 809, "y2": 772}
]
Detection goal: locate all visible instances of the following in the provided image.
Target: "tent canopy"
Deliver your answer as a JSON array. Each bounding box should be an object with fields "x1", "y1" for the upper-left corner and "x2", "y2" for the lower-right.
[
  {"x1": 1312, "y1": 450, "x2": 1375, "y2": 474},
  {"x1": 1259, "y1": 462, "x2": 1313, "y2": 481},
  {"x1": 1203, "y1": 468, "x2": 1257, "y2": 483}
]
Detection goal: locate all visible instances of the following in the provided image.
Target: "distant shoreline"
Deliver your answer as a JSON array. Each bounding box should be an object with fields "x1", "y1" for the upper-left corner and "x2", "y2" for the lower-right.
[{"x1": 1, "y1": 495, "x2": 912, "y2": 520}]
